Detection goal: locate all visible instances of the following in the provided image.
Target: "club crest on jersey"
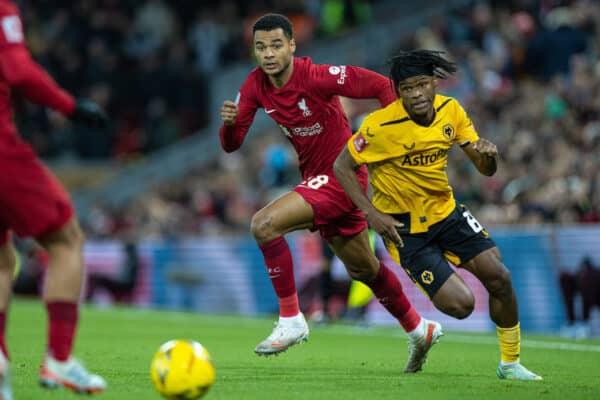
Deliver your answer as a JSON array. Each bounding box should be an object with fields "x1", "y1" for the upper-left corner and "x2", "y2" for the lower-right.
[
  {"x1": 442, "y1": 124, "x2": 455, "y2": 140},
  {"x1": 298, "y1": 98, "x2": 312, "y2": 117},
  {"x1": 353, "y1": 132, "x2": 369, "y2": 153}
]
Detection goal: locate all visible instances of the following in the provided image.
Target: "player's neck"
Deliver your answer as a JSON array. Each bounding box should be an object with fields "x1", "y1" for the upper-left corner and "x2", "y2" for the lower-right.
[
  {"x1": 268, "y1": 59, "x2": 294, "y2": 89},
  {"x1": 404, "y1": 104, "x2": 435, "y2": 127},
  {"x1": 410, "y1": 110, "x2": 435, "y2": 126}
]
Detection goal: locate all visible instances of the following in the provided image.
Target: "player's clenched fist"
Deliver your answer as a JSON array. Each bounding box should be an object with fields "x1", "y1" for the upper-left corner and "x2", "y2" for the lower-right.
[
  {"x1": 472, "y1": 138, "x2": 498, "y2": 158},
  {"x1": 220, "y1": 100, "x2": 239, "y2": 126}
]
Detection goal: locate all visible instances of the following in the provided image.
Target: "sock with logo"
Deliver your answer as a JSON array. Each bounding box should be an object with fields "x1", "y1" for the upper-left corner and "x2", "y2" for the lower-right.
[
  {"x1": 259, "y1": 237, "x2": 299, "y2": 317},
  {"x1": 497, "y1": 322, "x2": 520, "y2": 364},
  {"x1": 366, "y1": 262, "x2": 421, "y2": 332}
]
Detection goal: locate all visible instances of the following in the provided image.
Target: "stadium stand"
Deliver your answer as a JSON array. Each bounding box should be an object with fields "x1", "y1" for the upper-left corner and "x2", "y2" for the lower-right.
[
  {"x1": 52, "y1": 0, "x2": 598, "y2": 238},
  {"x1": 13, "y1": 0, "x2": 600, "y2": 335}
]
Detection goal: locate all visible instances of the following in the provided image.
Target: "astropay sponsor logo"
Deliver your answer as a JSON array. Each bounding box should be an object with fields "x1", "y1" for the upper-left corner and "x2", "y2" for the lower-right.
[{"x1": 401, "y1": 148, "x2": 449, "y2": 166}]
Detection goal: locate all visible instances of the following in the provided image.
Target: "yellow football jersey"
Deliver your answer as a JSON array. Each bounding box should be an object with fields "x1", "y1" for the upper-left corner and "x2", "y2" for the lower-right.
[{"x1": 347, "y1": 94, "x2": 479, "y2": 234}]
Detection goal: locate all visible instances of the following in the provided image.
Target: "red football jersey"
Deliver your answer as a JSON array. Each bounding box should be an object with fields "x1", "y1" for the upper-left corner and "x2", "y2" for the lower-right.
[
  {"x1": 220, "y1": 57, "x2": 396, "y2": 179},
  {"x1": 0, "y1": 0, "x2": 74, "y2": 139}
]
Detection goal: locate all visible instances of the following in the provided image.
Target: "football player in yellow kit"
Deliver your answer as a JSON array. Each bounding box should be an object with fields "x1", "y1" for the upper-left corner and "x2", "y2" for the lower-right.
[{"x1": 334, "y1": 49, "x2": 541, "y2": 381}]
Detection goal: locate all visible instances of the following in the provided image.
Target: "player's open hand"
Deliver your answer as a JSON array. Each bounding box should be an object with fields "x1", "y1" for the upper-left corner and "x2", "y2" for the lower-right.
[
  {"x1": 366, "y1": 210, "x2": 404, "y2": 248},
  {"x1": 471, "y1": 138, "x2": 498, "y2": 158},
  {"x1": 221, "y1": 101, "x2": 239, "y2": 126}
]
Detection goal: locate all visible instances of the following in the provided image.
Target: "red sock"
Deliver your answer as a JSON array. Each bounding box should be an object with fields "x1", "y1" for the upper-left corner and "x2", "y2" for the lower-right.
[
  {"x1": 0, "y1": 311, "x2": 8, "y2": 360},
  {"x1": 46, "y1": 301, "x2": 78, "y2": 361},
  {"x1": 366, "y1": 263, "x2": 421, "y2": 332},
  {"x1": 258, "y1": 237, "x2": 299, "y2": 317}
]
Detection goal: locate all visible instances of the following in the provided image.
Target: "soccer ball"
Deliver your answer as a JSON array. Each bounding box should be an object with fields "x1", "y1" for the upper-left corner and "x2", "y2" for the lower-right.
[{"x1": 150, "y1": 340, "x2": 216, "y2": 400}]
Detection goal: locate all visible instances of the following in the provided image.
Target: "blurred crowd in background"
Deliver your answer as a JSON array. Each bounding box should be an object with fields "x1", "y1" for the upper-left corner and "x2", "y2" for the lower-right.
[
  {"x1": 17, "y1": 0, "x2": 373, "y2": 160},
  {"x1": 13, "y1": 0, "x2": 600, "y2": 237}
]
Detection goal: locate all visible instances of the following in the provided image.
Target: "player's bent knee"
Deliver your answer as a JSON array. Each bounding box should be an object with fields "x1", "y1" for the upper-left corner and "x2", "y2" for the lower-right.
[
  {"x1": 250, "y1": 212, "x2": 277, "y2": 243},
  {"x1": 439, "y1": 299, "x2": 474, "y2": 319},
  {"x1": 434, "y1": 285, "x2": 474, "y2": 319},
  {"x1": 454, "y1": 299, "x2": 475, "y2": 319},
  {"x1": 342, "y1": 255, "x2": 379, "y2": 283},
  {"x1": 347, "y1": 266, "x2": 377, "y2": 283}
]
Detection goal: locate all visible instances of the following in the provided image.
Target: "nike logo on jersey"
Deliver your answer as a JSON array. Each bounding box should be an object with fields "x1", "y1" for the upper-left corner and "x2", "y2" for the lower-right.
[{"x1": 265, "y1": 109, "x2": 276, "y2": 114}]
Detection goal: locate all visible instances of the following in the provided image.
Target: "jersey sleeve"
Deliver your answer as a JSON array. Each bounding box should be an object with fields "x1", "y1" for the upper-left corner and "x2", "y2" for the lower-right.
[
  {"x1": 309, "y1": 64, "x2": 396, "y2": 107},
  {"x1": 0, "y1": 5, "x2": 75, "y2": 115},
  {"x1": 219, "y1": 76, "x2": 259, "y2": 152},
  {"x1": 453, "y1": 100, "x2": 479, "y2": 147},
  {"x1": 346, "y1": 115, "x2": 395, "y2": 165}
]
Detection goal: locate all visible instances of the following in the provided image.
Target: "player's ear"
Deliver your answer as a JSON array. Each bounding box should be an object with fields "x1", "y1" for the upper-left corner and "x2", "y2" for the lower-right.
[{"x1": 289, "y1": 38, "x2": 296, "y2": 53}]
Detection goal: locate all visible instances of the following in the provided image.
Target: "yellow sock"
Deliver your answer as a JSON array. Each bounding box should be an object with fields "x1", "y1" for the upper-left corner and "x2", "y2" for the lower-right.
[
  {"x1": 347, "y1": 280, "x2": 373, "y2": 308},
  {"x1": 496, "y1": 322, "x2": 520, "y2": 363}
]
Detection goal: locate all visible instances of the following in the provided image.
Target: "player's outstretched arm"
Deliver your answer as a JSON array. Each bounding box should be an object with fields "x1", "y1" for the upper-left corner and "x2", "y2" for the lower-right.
[
  {"x1": 311, "y1": 64, "x2": 396, "y2": 108},
  {"x1": 0, "y1": 46, "x2": 76, "y2": 115},
  {"x1": 334, "y1": 147, "x2": 404, "y2": 247},
  {"x1": 0, "y1": 46, "x2": 108, "y2": 128},
  {"x1": 462, "y1": 138, "x2": 498, "y2": 176}
]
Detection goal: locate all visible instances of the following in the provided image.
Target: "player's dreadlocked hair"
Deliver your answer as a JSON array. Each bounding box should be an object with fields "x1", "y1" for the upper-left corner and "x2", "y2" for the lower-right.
[
  {"x1": 253, "y1": 13, "x2": 293, "y2": 40},
  {"x1": 389, "y1": 50, "x2": 457, "y2": 89}
]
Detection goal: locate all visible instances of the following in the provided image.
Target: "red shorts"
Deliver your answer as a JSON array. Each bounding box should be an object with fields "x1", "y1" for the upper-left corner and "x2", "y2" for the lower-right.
[
  {"x1": 293, "y1": 167, "x2": 368, "y2": 242},
  {"x1": 0, "y1": 134, "x2": 73, "y2": 246}
]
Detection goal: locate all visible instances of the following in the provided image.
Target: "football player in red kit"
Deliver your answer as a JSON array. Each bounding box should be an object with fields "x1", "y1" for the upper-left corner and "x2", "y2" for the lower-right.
[
  {"x1": 220, "y1": 13, "x2": 442, "y2": 372},
  {"x1": 0, "y1": 0, "x2": 108, "y2": 397}
]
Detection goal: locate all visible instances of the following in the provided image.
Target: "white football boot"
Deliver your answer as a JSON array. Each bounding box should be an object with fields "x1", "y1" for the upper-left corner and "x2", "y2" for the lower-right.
[
  {"x1": 39, "y1": 355, "x2": 106, "y2": 394},
  {"x1": 0, "y1": 351, "x2": 13, "y2": 400},
  {"x1": 404, "y1": 318, "x2": 443, "y2": 373},
  {"x1": 497, "y1": 362, "x2": 542, "y2": 380},
  {"x1": 255, "y1": 313, "x2": 309, "y2": 356}
]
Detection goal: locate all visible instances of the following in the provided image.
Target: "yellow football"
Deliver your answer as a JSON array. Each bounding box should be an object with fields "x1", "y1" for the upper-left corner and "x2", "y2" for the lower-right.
[{"x1": 150, "y1": 340, "x2": 215, "y2": 400}]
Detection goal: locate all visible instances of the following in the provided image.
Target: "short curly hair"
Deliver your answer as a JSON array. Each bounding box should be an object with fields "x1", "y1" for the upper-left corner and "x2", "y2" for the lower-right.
[{"x1": 253, "y1": 13, "x2": 293, "y2": 40}]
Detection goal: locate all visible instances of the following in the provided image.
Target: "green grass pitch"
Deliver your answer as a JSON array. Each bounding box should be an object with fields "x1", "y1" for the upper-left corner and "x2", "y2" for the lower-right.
[{"x1": 7, "y1": 298, "x2": 600, "y2": 400}]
